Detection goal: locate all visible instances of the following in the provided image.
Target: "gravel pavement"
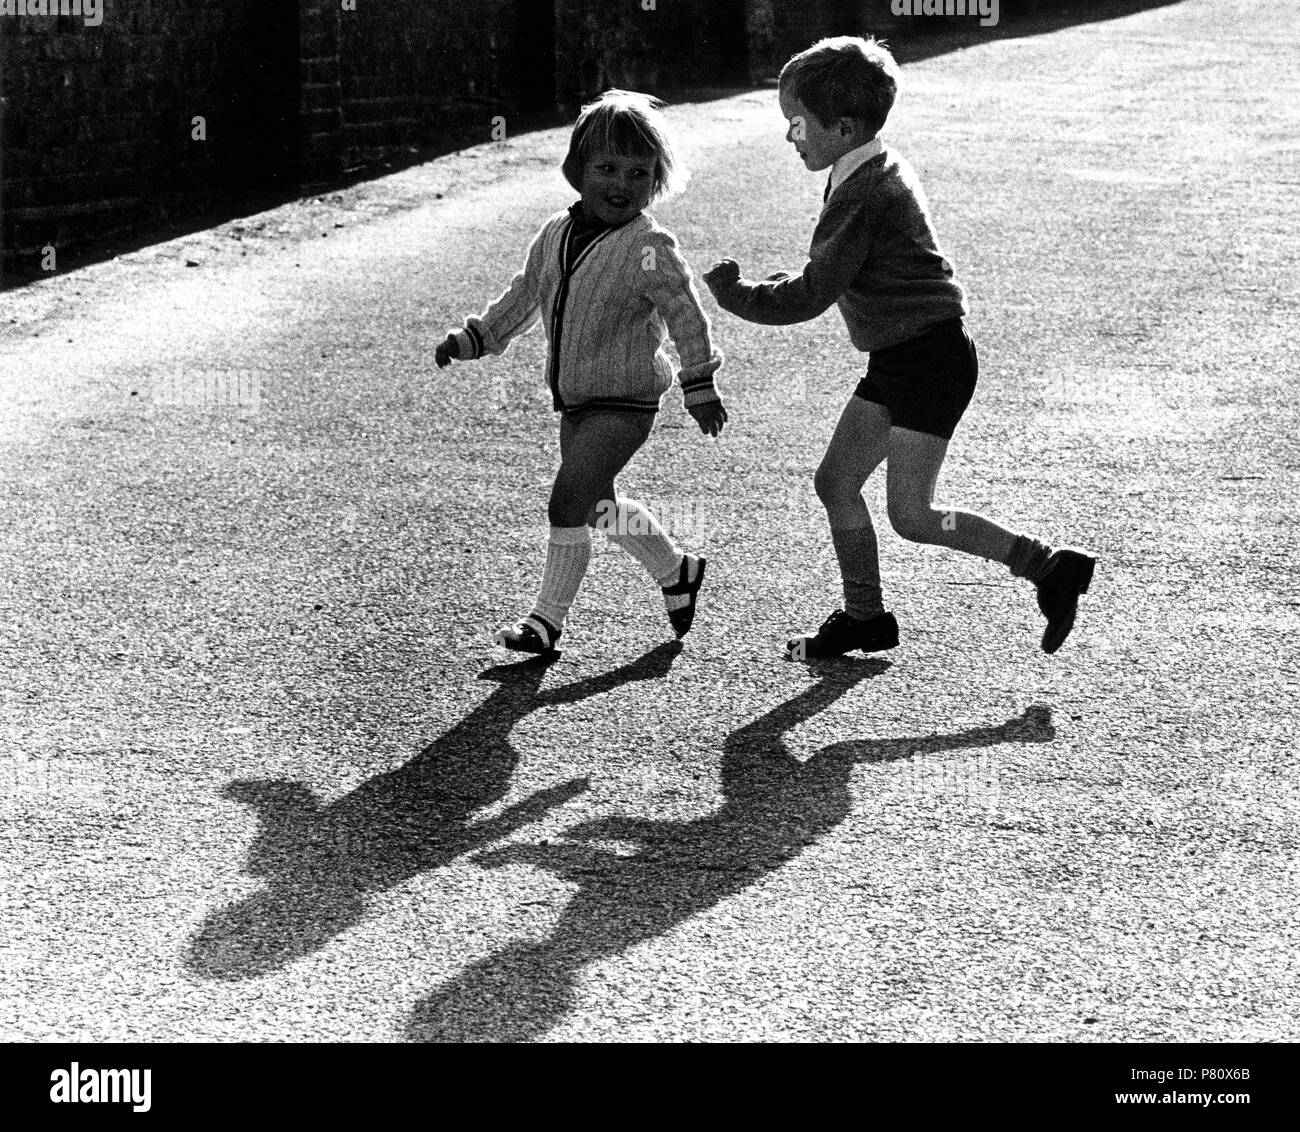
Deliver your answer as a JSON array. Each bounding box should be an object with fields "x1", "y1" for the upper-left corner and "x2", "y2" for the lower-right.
[{"x1": 2, "y1": 0, "x2": 1297, "y2": 1042}]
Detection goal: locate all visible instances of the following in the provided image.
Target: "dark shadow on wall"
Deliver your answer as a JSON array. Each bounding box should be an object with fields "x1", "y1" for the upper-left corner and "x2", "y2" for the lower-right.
[
  {"x1": 403, "y1": 666, "x2": 1055, "y2": 1043},
  {"x1": 1, "y1": 1, "x2": 302, "y2": 291},
  {"x1": 0, "y1": 109, "x2": 568, "y2": 291},
  {"x1": 1, "y1": 0, "x2": 1188, "y2": 291}
]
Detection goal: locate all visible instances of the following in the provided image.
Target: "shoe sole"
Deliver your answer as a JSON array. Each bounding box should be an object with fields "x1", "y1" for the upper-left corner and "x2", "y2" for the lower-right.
[
  {"x1": 1041, "y1": 554, "x2": 1094, "y2": 655},
  {"x1": 785, "y1": 640, "x2": 899, "y2": 661},
  {"x1": 785, "y1": 625, "x2": 900, "y2": 661},
  {"x1": 496, "y1": 637, "x2": 556, "y2": 654}
]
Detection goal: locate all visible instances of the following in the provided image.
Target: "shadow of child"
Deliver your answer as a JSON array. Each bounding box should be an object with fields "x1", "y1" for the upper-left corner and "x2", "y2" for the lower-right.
[
  {"x1": 406, "y1": 662, "x2": 1052, "y2": 1041},
  {"x1": 187, "y1": 641, "x2": 683, "y2": 980}
]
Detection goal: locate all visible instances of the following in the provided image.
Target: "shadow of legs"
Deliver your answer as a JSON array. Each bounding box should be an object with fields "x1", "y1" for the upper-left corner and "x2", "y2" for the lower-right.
[{"x1": 187, "y1": 643, "x2": 682, "y2": 981}]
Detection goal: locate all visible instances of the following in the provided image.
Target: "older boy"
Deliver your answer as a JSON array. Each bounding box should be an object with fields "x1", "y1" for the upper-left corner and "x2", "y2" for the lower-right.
[{"x1": 704, "y1": 35, "x2": 1094, "y2": 658}]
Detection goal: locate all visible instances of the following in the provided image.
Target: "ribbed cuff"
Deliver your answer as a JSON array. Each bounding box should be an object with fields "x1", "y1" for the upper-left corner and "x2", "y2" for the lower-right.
[
  {"x1": 451, "y1": 328, "x2": 477, "y2": 360},
  {"x1": 549, "y1": 524, "x2": 591, "y2": 546},
  {"x1": 681, "y1": 381, "x2": 721, "y2": 410}
]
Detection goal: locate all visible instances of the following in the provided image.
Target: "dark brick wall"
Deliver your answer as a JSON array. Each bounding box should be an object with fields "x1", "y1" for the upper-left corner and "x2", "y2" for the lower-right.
[
  {"x1": 1, "y1": 0, "x2": 1118, "y2": 277},
  {"x1": 554, "y1": 0, "x2": 750, "y2": 114},
  {"x1": 336, "y1": 0, "x2": 522, "y2": 171},
  {"x1": 1, "y1": 0, "x2": 297, "y2": 275},
  {"x1": 298, "y1": 0, "x2": 343, "y2": 185},
  {"x1": 0, "y1": 0, "x2": 530, "y2": 274}
]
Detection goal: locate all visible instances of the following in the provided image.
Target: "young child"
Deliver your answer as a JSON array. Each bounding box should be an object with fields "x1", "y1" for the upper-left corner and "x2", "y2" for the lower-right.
[
  {"x1": 703, "y1": 36, "x2": 1094, "y2": 658},
  {"x1": 435, "y1": 90, "x2": 727, "y2": 654}
]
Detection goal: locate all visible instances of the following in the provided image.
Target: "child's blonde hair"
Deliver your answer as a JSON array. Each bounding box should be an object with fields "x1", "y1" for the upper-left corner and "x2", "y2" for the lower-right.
[
  {"x1": 779, "y1": 36, "x2": 901, "y2": 137},
  {"x1": 561, "y1": 89, "x2": 686, "y2": 202}
]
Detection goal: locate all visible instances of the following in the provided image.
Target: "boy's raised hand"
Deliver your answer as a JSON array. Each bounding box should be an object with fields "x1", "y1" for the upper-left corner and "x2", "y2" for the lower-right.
[
  {"x1": 434, "y1": 334, "x2": 460, "y2": 369},
  {"x1": 689, "y1": 398, "x2": 728, "y2": 438},
  {"x1": 702, "y1": 258, "x2": 742, "y2": 293}
]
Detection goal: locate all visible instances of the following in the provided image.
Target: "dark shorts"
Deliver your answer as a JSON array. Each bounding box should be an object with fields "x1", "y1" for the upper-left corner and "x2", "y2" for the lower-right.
[{"x1": 853, "y1": 318, "x2": 978, "y2": 440}]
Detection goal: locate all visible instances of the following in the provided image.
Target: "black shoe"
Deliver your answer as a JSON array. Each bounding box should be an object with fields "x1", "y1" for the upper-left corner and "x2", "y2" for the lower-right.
[
  {"x1": 1035, "y1": 549, "x2": 1095, "y2": 654},
  {"x1": 786, "y1": 609, "x2": 899, "y2": 661},
  {"x1": 662, "y1": 555, "x2": 706, "y2": 639},
  {"x1": 494, "y1": 614, "x2": 561, "y2": 654}
]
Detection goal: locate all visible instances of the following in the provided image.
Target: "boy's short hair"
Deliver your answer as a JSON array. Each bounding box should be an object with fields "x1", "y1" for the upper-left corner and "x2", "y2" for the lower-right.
[
  {"x1": 561, "y1": 89, "x2": 685, "y2": 201},
  {"x1": 779, "y1": 36, "x2": 901, "y2": 137}
]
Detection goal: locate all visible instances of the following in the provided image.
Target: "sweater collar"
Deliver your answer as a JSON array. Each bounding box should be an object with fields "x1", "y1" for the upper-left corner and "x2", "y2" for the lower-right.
[
  {"x1": 568, "y1": 201, "x2": 641, "y2": 231},
  {"x1": 568, "y1": 201, "x2": 609, "y2": 230},
  {"x1": 826, "y1": 137, "x2": 885, "y2": 200}
]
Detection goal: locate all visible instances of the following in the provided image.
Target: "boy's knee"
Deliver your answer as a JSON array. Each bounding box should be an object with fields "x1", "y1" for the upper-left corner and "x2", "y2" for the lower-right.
[
  {"x1": 814, "y1": 463, "x2": 859, "y2": 507},
  {"x1": 888, "y1": 503, "x2": 936, "y2": 544}
]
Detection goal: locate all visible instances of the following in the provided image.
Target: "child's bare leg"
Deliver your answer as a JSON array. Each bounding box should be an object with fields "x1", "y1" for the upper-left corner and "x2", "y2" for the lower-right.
[
  {"x1": 549, "y1": 411, "x2": 650, "y2": 528},
  {"x1": 567, "y1": 416, "x2": 707, "y2": 632},
  {"x1": 884, "y1": 426, "x2": 1026, "y2": 565},
  {"x1": 527, "y1": 412, "x2": 651, "y2": 634},
  {"x1": 814, "y1": 395, "x2": 893, "y2": 618},
  {"x1": 555, "y1": 412, "x2": 670, "y2": 580},
  {"x1": 884, "y1": 425, "x2": 1095, "y2": 653}
]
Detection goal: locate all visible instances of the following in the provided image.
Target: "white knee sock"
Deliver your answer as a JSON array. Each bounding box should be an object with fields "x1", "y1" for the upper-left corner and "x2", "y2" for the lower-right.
[
  {"x1": 531, "y1": 525, "x2": 591, "y2": 629},
  {"x1": 601, "y1": 498, "x2": 682, "y2": 586}
]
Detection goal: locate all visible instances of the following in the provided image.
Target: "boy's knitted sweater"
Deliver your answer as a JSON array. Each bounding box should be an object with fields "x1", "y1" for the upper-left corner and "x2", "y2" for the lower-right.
[
  {"x1": 711, "y1": 146, "x2": 967, "y2": 352},
  {"x1": 450, "y1": 204, "x2": 722, "y2": 414}
]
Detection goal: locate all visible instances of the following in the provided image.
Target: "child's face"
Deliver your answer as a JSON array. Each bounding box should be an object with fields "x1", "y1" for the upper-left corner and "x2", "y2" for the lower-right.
[
  {"x1": 778, "y1": 88, "x2": 858, "y2": 172},
  {"x1": 580, "y1": 149, "x2": 655, "y2": 225}
]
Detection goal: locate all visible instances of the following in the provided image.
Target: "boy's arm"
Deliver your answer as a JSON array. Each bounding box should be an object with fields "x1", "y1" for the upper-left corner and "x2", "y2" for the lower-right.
[
  {"x1": 706, "y1": 196, "x2": 872, "y2": 325},
  {"x1": 443, "y1": 225, "x2": 547, "y2": 362},
  {"x1": 642, "y1": 233, "x2": 724, "y2": 409}
]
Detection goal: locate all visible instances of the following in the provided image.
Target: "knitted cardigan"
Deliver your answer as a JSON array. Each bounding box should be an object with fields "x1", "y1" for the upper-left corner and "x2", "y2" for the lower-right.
[{"x1": 450, "y1": 205, "x2": 723, "y2": 413}]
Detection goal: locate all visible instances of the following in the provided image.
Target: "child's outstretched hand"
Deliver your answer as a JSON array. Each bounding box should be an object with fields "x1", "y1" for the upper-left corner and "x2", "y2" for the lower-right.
[
  {"x1": 702, "y1": 258, "x2": 742, "y2": 293},
  {"x1": 434, "y1": 334, "x2": 460, "y2": 369},
  {"x1": 689, "y1": 399, "x2": 728, "y2": 438}
]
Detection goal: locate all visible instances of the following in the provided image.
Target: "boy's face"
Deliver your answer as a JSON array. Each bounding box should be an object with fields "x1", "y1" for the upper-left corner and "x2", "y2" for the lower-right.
[
  {"x1": 778, "y1": 88, "x2": 858, "y2": 172},
  {"x1": 581, "y1": 149, "x2": 655, "y2": 225}
]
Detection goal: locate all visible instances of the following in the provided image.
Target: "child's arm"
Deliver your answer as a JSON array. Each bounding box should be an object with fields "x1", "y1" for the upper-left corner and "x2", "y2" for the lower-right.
[
  {"x1": 435, "y1": 227, "x2": 547, "y2": 368},
  {"x1": 703, "y1": 196, "x2": 871, "y2": 325},
  {"x1": 642, "y1": 232, "x2": 727, "y2": 435}
]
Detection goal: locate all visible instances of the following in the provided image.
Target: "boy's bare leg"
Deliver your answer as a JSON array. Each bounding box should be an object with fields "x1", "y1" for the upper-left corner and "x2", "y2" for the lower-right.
[
  {"x1": 883, "y1": 426, "x2": 1017, "y2": 563},
  {"x1": 884, "y1": 424, "x2": 1095, "y2": 653},
  {"x1": 814, "y1": 395, "x2": 893, "y2": 618}
]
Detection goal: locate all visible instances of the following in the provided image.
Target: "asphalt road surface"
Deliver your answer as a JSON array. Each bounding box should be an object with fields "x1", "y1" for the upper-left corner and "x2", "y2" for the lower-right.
[{"x1": 2, "y1": 0, "x2": 1297, "y2": 1041}]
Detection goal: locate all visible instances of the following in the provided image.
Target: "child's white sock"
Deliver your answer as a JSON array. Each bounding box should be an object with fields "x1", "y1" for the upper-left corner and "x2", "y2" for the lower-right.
[
  {"x1": 531, "y1": 525, "x2": 592, "y2": 629},
  {"x1": 601, "y1": 497, "x2": 683, "y2": 591}
]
